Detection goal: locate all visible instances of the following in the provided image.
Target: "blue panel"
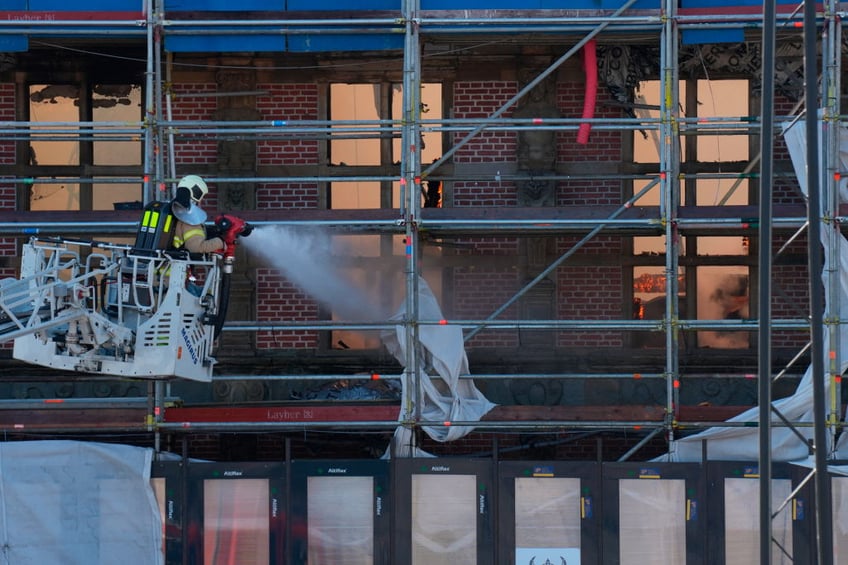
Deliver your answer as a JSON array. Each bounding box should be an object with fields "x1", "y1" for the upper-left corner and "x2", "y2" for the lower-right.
[
  {"x1": 288, "y1": 34, "x2": 403, "y2": 52},
  {"x1": 682, "y1": 28, "x2": 743, "y2": 44},
  {"x1": 682, "y1": 0, "x2": 793, "y2": 6},
  {"x1": 680, "y1": 0, "x2": 786, "y2": 42},
  {"x1": 682, "y1": 0, "x2": 743, "y2": 4},
  {"x1": 287, "y1": 0, "x2": 399, "y2": 9},
  {"x1": 601, "y1": 0, "x2": 659, "y2": 7},
  {"x1": 164, "y1": 0, "x2": 283, "y2": 9},
  {"x1": 0, "y1": 0, "x2": 28, "y2": 45},
  {"x1": 4, "y1": 0, "x2": 145, "y2": 46},
  {"x1": 422, "y1": 0, "x2": 660, "y2": 8},
  {"x1": 422, "y1": 0, "x2": 544, "y2": 7},
  {"x1": 165, "y1": 35, "x2": 285, "y2": 53},
  {"x1": 0, "y1": 36, "x2": 27, "y2": 51},
  {"x1": 29, "y1": 0, "x2": 143, "y2": 9}
]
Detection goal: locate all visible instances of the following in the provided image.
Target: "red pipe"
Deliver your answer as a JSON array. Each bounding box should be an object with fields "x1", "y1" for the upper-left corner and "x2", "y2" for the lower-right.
[{"x1": 577, "y1": 39, "x2": 598, "y2": 145}]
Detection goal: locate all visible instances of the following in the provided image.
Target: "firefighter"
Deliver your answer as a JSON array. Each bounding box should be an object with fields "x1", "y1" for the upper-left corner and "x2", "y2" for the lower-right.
[
  {"x1": 168, "y1": 174, "x2": 251, "y2": 297},
  {"x1": 171, "y1": 174, "x2": 248, "y2": 256},
  {"x1": 171, "y1": 174, "x2": 224, "y2": 254}
]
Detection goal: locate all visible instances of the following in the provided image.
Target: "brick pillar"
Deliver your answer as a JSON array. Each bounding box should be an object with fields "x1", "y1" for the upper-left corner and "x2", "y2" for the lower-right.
[{"x1": 212, "y1": 65, "x2": 263, "y2": 402}]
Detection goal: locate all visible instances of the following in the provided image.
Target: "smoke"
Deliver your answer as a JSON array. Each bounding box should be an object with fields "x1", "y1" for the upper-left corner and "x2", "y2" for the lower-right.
[
  {"x1": 241, "y1": 225, "x2": 383, "y2": 322},
  {"x1": 697, "y1": 270, "x2": 750, "y2": 349}
]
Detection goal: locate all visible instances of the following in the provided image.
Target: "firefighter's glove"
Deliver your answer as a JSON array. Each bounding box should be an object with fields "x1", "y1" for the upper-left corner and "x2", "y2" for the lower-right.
[{"x1": 206, "y1": 223, "x2": 222, "y2": 239}]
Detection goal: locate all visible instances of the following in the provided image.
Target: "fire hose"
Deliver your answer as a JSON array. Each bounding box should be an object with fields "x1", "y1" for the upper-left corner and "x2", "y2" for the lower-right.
[{"x1": 211, "y1": 214, "x2": 253, "y2": 337}]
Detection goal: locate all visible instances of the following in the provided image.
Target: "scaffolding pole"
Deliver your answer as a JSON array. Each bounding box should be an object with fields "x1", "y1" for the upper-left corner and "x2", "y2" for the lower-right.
[
  {"x1": 758, "y1": 0, "x2": 776, "y2": 560},
  {"x1": 809, "y1": 0, "x2": 835, "y2": 562}
]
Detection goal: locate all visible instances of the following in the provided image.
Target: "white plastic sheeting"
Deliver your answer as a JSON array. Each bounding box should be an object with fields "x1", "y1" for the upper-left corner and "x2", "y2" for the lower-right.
[
  {"x1": 0, "y1": 440, "x2": 162, "y2": 565},
  {"x1": 381, "y1": 277, "x2": 497, "y2": 457},
  {"x1": 663, "y1": 118, "x2": 848, "y2": 462}
]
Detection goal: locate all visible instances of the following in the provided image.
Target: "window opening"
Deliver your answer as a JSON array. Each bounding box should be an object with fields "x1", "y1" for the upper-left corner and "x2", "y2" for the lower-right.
[
  {"x1": 392, "y1": 82, "x2": 444, "y2": 208},
  {"x1": 30, "y1": 177, "x2": 80, "y2": 211},
  {"x1": 328, "y1": 82, "x2": 443, "y2": 350},
  {"x1": 330, "y1": 83, "x2": 381, "y2": 209},
  {"x1": 631, "y1": 78, "x2": 751, "y2": 350},
  {"x1": 696, "y1": 266, "x2": 750, "y2": 349},
  {"x1": 29, "y1": 84, "x2": 80, "y2": 167},
  {"x1": 28, "y1": 82, "x2": 143, "y2": 212}
]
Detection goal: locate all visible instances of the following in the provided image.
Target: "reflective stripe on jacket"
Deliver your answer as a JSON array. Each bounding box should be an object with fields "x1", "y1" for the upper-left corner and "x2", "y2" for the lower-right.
[{"x1": 172, "y1": 221, "x2": 225, "y2": 254}]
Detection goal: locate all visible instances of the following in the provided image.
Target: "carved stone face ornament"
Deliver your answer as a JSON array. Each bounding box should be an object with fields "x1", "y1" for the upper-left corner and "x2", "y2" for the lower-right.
[{"x1": 514, "y1": 68, "x2": 560, "y2": 207}]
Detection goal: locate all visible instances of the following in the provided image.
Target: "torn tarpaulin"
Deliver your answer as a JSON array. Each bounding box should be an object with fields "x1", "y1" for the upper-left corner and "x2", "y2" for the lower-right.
[{"x1": 380, "y1": 277, "x2": 496, "y2": 457}]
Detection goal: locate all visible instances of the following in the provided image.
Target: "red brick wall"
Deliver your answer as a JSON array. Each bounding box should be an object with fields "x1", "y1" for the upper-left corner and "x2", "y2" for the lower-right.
[
  {"x1": 256, "y1": 84, "x2": 320, "y2": 209},
  {"x1": 169, "y1": 83, "x2": 218, "y2": 164},
  {"x1": 771, "y1": 232, "x2": 811, "y2": 349},
  {"x1": 447, "y1": 236, "x2": 520, "y2": 348},
  {"x1": 0, "y1": 84, "x2": 15, "y2": 215},
  {"x1": 0, "y1": 84, "x2": 14, "y2": 349},
  {"x1": 450, "y1": 83, "x2": 521, "y2": 347},
  {"x1": 0, "y1": 74, "x2": 816, "y2": 362},
  {"x1": 255, "y1": 268, "x2": 320, "y2": 348},
  {"x1": 256, "y1": 83, "x2": 319, "y2": 165},
  {"x1": 257, "y1": 182, "x2": 320, "y2": 209},
  {"x1": 451, "y1": 265, "x2": 521, "y2": 349},
  {"x1": 169, "y1": 83, "x2": 219, "y2": 209},
  {"x1": 557, "y1": 237, "x2": 624, "y2": 347},
  {"x1": 772, "y1": 95, "x2": 809, "y2": 206},
  {"x1": 168, "y1": 78, "x2": 813, "y2": 359},
  {"x1": 557, "y1": 81, "x2": 622, "y2": 205},
  {"x1": 451, "y1": 79, "x2": 623, "y2": 207},
  {"x1": 0, "y1": 84, "x2": 13, "y2": 169},
  {"x1": 253, "y1": 84, "x2": 322, "y2": 341},
  {"x1": 453, "y1": 81, "x2": 517, "y2": 207}
]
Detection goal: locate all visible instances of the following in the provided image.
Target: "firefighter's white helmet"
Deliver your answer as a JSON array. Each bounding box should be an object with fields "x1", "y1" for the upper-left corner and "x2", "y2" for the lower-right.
[
  {"x1": 176, "y1": 175, "x2": 208, "y2": 203},
  {"x1": 172, "y1": 175, "x2": 208, "y2": 224}
]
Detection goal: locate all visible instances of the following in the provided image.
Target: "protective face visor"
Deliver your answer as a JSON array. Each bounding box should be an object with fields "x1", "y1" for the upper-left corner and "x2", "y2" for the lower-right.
[
  {"x1": 188, "y1": 183, "x2": 205, "y2": 202},
  {"x1": 171, "y1": 200, "x2": 208, "y2": 225}
]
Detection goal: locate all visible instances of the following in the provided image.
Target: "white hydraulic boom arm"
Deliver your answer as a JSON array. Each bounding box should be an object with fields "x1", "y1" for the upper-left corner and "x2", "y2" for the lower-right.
[{"x1": 0, "y1": 236, "x2": 224, "y2": 382}]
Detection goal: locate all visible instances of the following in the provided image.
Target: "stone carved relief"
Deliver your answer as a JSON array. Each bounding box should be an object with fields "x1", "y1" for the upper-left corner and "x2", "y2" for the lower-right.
[
  {"x1": 214, "y1": 69, "x2": 261, "y2": 211},
  {"x1": 509, "y1": 69, "x2": 560, "y2": 399},
  {"x1": 212, "y1": 67, "x2": 261, "y2": 364},
  {"x1": 213, "y1": 380, "x2": 267, "y2": 403},
  {"x1": 509, "y1": 378, "x2": 563, "y2": 406},
  {"x1": 513, "y1": 68, "x2": 560, "y2": 207}
]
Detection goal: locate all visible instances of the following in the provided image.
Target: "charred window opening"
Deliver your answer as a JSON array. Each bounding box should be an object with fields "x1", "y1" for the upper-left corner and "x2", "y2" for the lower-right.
[
  {"x1": 630, "y1": 78, "x2": 752, "y2": 350},
  {"x1": 325, "y1": 82, "x2": 444, "y2": 351},
  {"x1": 27, "y1": 82, "x2": 143, "y2": 212}
]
